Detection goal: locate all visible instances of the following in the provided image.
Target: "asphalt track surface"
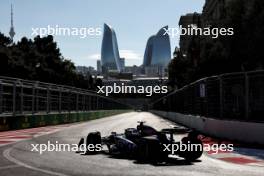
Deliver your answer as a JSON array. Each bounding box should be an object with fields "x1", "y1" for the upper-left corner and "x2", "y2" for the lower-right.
[{"x1": 0, "y1": 112, "x2": 264, "y2": 176}]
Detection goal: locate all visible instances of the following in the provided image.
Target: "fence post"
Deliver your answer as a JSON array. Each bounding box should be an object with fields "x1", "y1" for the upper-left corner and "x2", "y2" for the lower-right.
[
  {"x1": 219, "y1": 76, "x2": 223, "y2": 119},
  {"x1": 32, "y1": 84, "x2": 36, "y2": 114},
  {"x1": 204, "y1": 80, "x2": 208, "y2": 117},
  {"x1": 76, "y1": 93, "x2": 79, "y2": 112},
  {"x1": 88, "y1": 95, "x2": 91, "y2": 110},
  {"x1": 82, "y1": 94, "x2": 85, "y2": 111},
  {"x1": 88, "y1": 95, "x2": 91, "y2": 111},
  {"x1": 0, "y1": 80, "x2": 2, "y2": 114},
  {"x1": 84, "y1": 95, "x2": 87, "y2": 111},
  {"x1": 13, "y1": 81, "x2": 17, "y2": 116},
  {"x1": 96, "y1": 96, "x2": 99, "y2": 110},
  {"x1": 20, "y1": 82, "x2": 24, "y2": 114},
  {"x1": 46, "y1": 86, "x2": 50, "y2": 113},
  {"x1": 35, "y1": 82, "x2": 39, "y2": 113},
  {"x1": 245, "y1": 73, "x2": 249, "y2": 120},
  {"x1": 68, "y1": 90, "x2": 71, "y2": 112},
  {"x1": 59, "y1": 88, "x2": 62, "y2": 113}
]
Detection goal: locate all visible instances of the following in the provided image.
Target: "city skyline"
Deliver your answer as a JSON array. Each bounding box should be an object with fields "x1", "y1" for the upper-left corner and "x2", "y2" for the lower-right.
[{"x1": 0, "y1": 0, "x2": 204, "y2": 68}]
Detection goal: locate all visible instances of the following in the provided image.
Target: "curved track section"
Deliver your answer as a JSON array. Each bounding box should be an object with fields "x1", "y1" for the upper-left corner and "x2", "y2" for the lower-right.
[{"x1": 0, "y1": 112, "x2": 264, "y2": 176}]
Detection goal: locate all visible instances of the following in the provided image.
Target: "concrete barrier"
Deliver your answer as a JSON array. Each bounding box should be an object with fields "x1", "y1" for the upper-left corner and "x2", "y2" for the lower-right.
[
  {"x1": 151, "y1": 110, "x2": 264, "y2": 145},
  {"x1": 0, "y1": 110, "x2": 131, "y2": 132}
]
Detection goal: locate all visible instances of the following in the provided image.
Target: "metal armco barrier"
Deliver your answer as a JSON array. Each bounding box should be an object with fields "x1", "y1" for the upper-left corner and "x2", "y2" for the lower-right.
[
  {"x1": 0, "y1": 76, "x2": 130, "y2": 117},
  {"x1": 151, "y1": 70, "x2": 264, "y2": 122}
]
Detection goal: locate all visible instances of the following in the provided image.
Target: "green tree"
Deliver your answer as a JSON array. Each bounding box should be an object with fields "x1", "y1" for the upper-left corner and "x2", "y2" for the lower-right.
[
  {"x1": 168, "y1": 48, "x2": 191, "y2": 88},
  {"x1": 0, "y1": 33, "x2": 95, "y2": 89}
]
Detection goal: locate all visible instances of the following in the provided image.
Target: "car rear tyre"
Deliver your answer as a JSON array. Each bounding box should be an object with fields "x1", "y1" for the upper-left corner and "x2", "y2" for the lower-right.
[{"x1": 180, "y1": 136, "x2": 203, "y2": 161}]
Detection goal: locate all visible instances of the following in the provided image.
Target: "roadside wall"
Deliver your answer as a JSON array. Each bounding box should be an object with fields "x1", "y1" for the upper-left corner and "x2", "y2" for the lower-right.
[
  {"x1": 0, "y1": 110, "x2": 131, "y2": 131},
  {"x1": 151, "y1": 110, "x2": 264, "y2": 145}
]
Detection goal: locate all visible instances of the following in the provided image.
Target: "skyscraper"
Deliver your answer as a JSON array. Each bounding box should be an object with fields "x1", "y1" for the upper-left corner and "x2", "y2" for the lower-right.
[
  {"x1": 120, "y1": 58, "x2": 125, "y2": 72},
  {"x1": 9, "y1": 4, "x2": 15, "y2": 43},
  {"x1": 143, "y1": 26, "x2": 171, "y2": 68},
  {"x1": 142, "y1": 26, "x2": 171, "y2": 76},
  {"x1": 101, "y1": 23, "x2": 122, "y2": 73},
  {"x1": 97, "y1": 60, "x2": 102, "y2": 74}
]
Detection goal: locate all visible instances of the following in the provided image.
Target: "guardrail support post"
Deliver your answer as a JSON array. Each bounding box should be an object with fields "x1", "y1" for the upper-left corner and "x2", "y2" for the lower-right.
[
  {"x1": 47, "y1": 87, "x2": 50, "y2": 113},
  {"x1": 59, "y1": 88, "x2": 62, "y2": 113},
  {"x1": 32, "y1": 84, "x2": 36, "y2": 114},
  {"x1": 88, "y1": 95, "x2": 91, "y2": 110},
  {"x1": 82, "y1": 95, "x2": 85, "y2": 111},
  {"x1": 219, "y1": 76, "x2": 223, "y2": 119},
  {"x1": 96, "y1": 96, "x2": 99, "y2": 110},
  {"x1": 20, "y1": 83, "x2": 24, "y2": 114},
  {"x1": 245, "y1": 73, "x2": 249, "y2": 120},
  {"x1": 0, "y1": 80, "x2": 2, "y2": 114},
  {"x1": 68, "y1": 91, "x2": 71, "y2": 112},
  {"x1": 13, "y1": 81, "x2": 17, "y2": 116},
  {"x1": 35, "y1": 83, "x2": 39, "y2": 113},
  {"x1": 76, "y1": 93, "x2": 79, "y2": 112}
]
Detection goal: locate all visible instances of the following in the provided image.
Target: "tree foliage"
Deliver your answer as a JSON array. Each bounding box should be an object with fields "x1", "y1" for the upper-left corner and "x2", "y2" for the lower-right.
[{"x1": 0, "y1": 34, "x2": 94, "y2": 89}]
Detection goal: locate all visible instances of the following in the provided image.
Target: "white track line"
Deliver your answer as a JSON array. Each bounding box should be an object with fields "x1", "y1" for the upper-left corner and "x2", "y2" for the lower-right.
[{"x1": 3, "y1": 148, "x2": 69, "y2": 176}]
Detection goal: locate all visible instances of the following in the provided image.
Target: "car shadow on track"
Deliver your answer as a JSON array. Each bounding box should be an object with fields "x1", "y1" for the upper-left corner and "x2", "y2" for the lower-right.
[
  {"x1": 80, "y1": 151, "x2": 201, "y2": 166},
  {"x1": 111, "y1": 155, "x2": 201, "y2": 166}
]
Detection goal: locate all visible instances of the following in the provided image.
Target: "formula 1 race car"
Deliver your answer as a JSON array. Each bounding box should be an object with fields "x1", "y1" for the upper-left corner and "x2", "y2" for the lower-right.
[{"x1": 77, "y1": 122, "x2": 203, "y2": 163}]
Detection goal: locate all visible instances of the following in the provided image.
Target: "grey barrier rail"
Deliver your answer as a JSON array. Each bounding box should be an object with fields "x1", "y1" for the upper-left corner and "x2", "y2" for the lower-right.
[
  {"x1": 0, "y1": 76, "x2": 130, "y2": 116},
  {"x1": 150, "y1": 70, "x2": 264, "y2": 122}
]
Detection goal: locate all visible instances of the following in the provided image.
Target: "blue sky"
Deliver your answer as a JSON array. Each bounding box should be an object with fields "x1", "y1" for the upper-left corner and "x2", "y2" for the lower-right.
[{"x1": 0, "y1": 0, "x2": 204, "y2": 68}]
